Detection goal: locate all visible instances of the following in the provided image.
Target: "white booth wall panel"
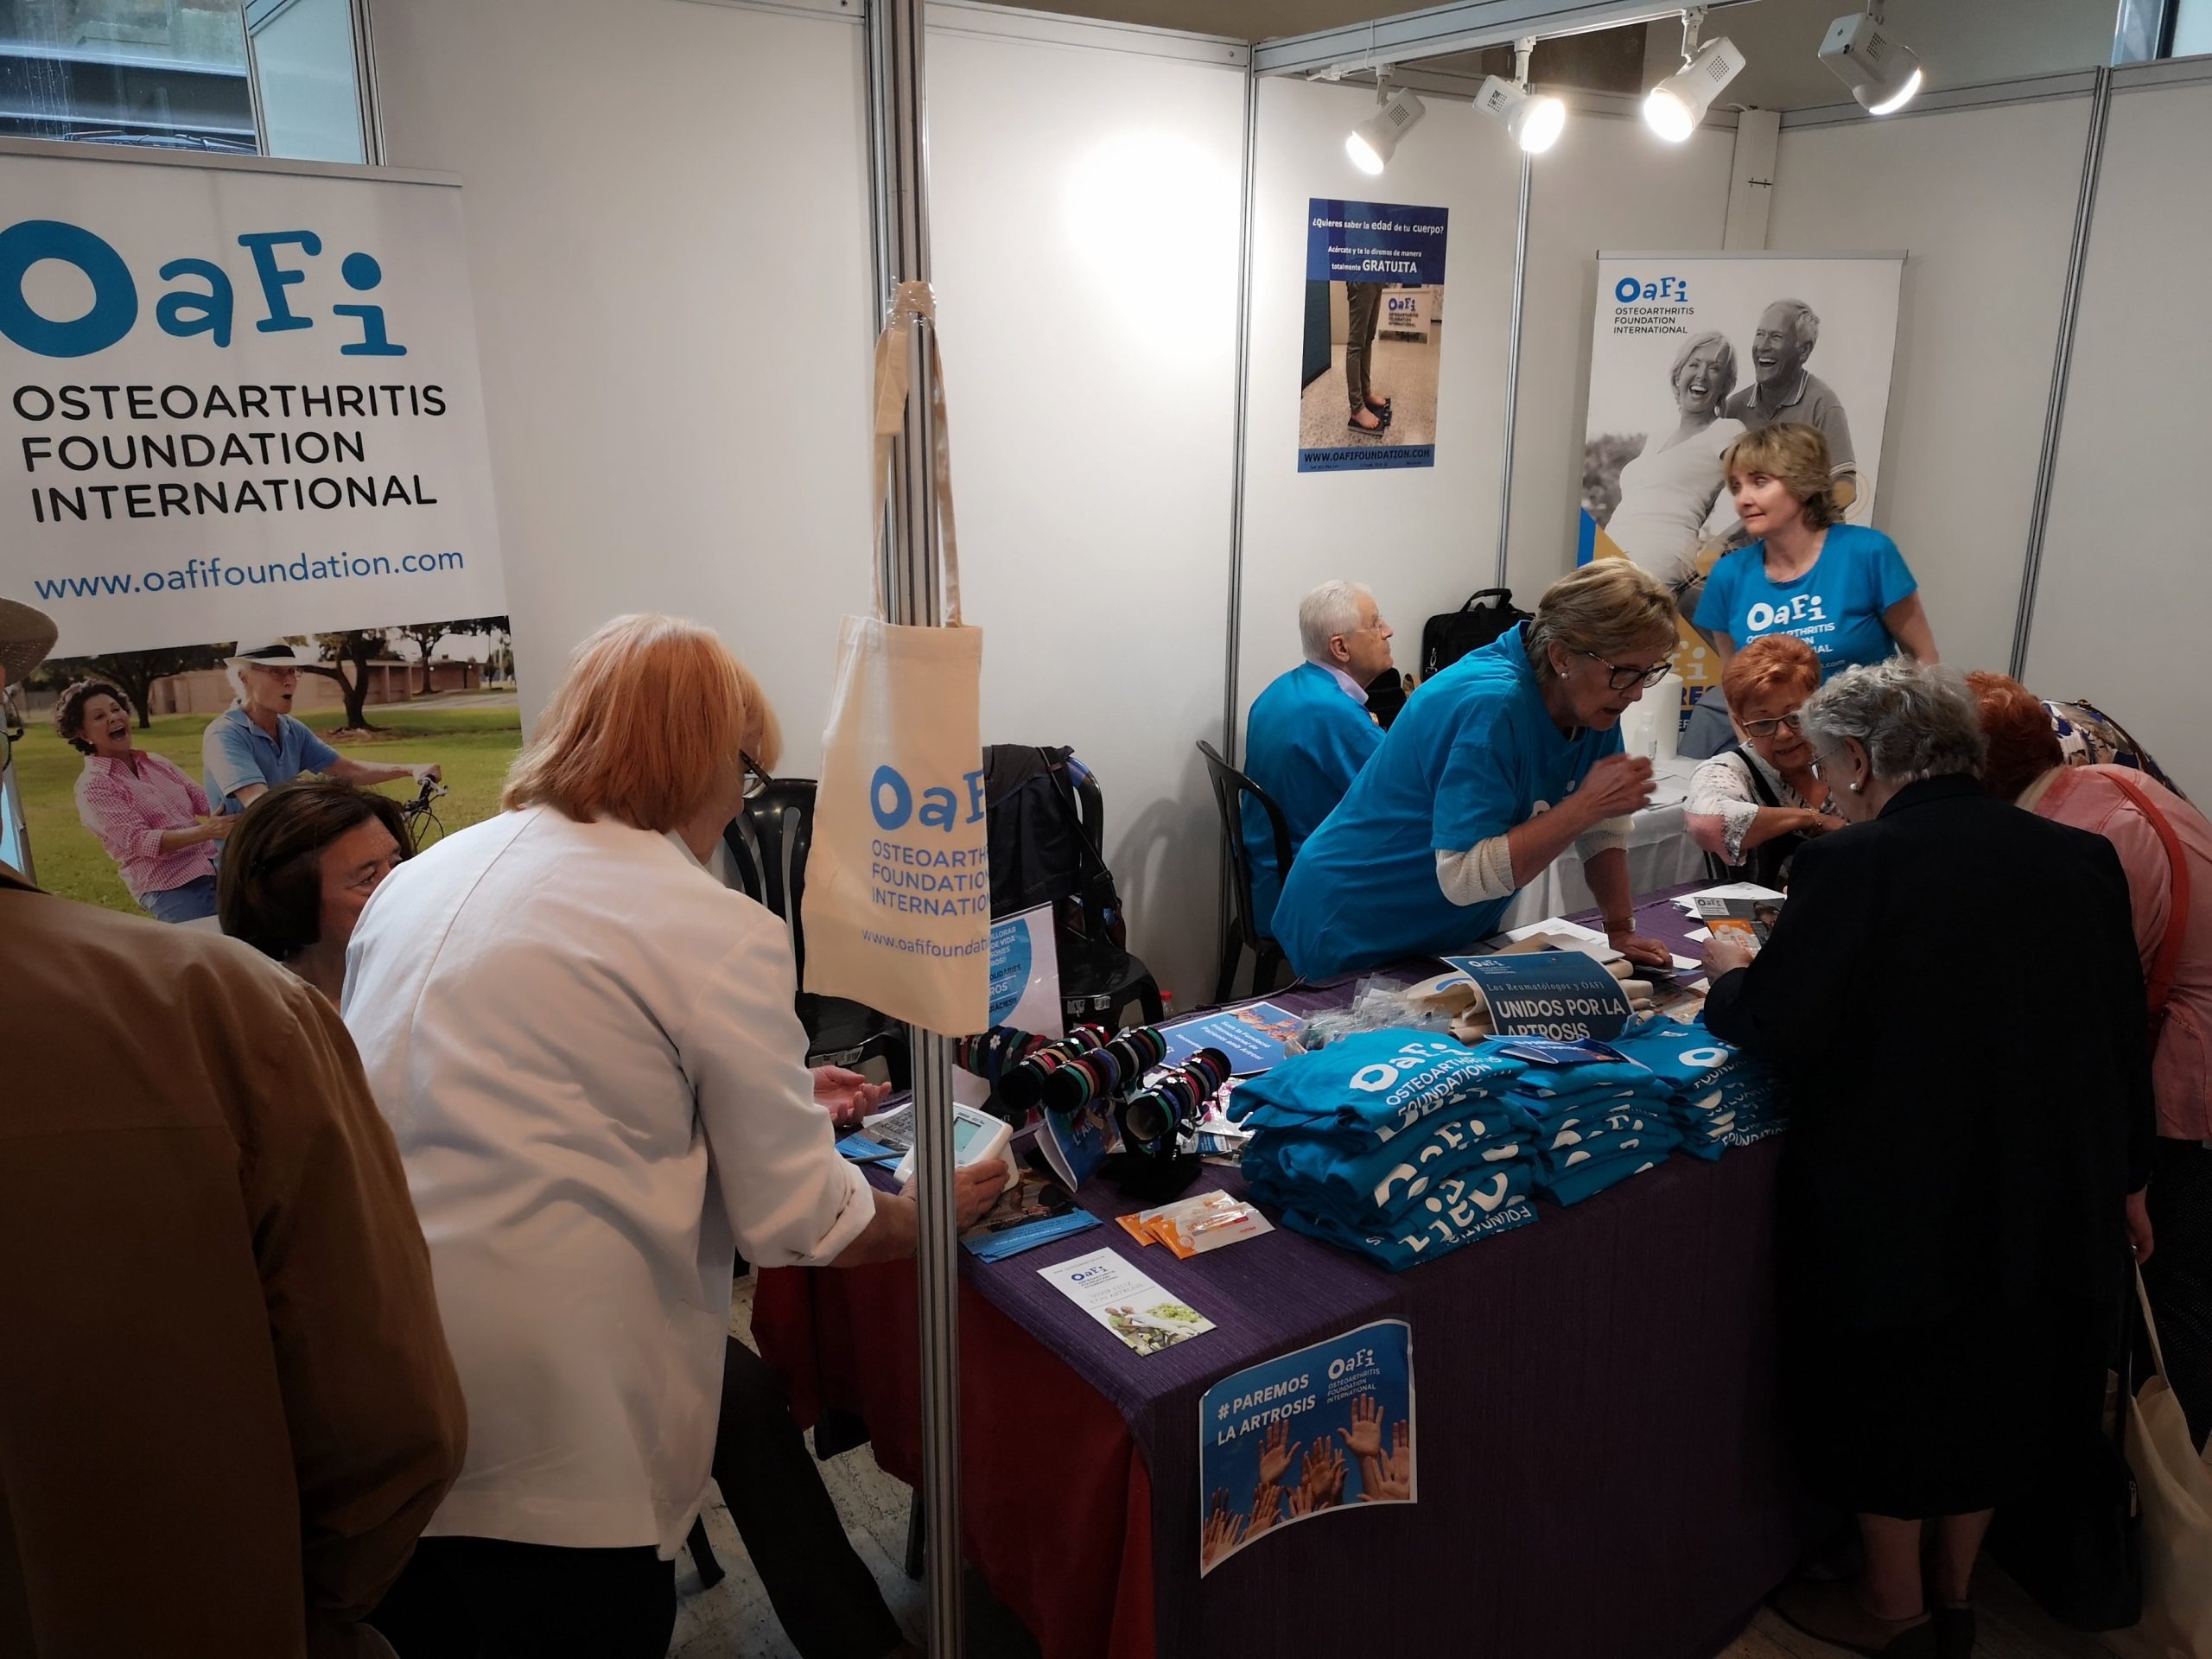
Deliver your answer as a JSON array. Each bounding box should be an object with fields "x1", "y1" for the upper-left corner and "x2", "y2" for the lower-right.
[
  {"x1": 371, "y1": 0, "x2": 878, "y2": 758},
  {"x1": 1768, "y1": 98, "x2": 2090, "y2": 677},
  {"x1": 1237, "y1": 76, "x2": 1519, "y2": 722},
  {"x1": 925, "y1": 30, "x2": 1247, "y2": 1007},
  {"x1": 2026, "y1": 79, "x2": 2212, "y2": 802},
  {"x1": 1505, "y1": 115, "x2": 1735, "y2": 599}
]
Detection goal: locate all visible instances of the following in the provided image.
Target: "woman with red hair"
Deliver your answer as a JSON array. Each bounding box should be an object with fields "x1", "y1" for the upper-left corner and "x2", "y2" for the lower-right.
[
  {"x1": 1972, "y1": 670, "x2": 2212, "y2": 1448},
  {"x1": 1685, "y1": 632, "x2": 1839, "y2": 889}
]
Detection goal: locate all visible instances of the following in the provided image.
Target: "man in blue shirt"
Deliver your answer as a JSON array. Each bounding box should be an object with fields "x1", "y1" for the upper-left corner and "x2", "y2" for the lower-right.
[
  {"x1": 1241, "y1": 581, "x2": 1393, "y2": 935},
  {"x1": 203, "y1": 641, "x2": 442, "y2": 815}
]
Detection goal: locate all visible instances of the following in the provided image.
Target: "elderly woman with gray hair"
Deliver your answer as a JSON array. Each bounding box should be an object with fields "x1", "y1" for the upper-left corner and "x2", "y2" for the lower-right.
[{"x1": 1701, "y1": 660, "x2": 2156, "y2": 1659}]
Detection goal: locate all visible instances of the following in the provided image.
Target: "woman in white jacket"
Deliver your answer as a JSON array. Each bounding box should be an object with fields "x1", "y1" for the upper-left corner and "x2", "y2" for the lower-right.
[{"x1": 346, "y1": 613, "x2": 999, "y2": 1656}]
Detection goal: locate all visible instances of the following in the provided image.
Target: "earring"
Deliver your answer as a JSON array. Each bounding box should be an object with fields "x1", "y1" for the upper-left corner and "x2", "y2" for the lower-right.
[{"x1": 1847, "y1": 781, "x2": 1863, "y2": 795}]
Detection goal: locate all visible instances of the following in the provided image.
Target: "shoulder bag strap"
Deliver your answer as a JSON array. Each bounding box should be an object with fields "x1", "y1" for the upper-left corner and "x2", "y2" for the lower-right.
[
  {"x1": 870, "y1": 281, "x2": 963, "y2": 626},
  {"x1": 2101, "y1": 770, "x2": 2192, "y2": 1020}
]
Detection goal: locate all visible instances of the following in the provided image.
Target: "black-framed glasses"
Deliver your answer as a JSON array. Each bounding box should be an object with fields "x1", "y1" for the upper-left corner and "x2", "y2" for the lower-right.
[
  {"x1": 1740, "y1": 710, "x2": 1806, "y2": 740},
  {"x1": 1580, "y1": 650, "x2": 1672, "y2": 691},
  {"x1": 741, "y1": 752, "x2": 773, "y2": 798}
]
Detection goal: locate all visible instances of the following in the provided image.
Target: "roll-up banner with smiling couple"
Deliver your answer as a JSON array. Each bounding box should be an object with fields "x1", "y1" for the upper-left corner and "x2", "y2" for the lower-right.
[{"x1": 1579, "y1": 252, "x2": 1904, "y2": 729}]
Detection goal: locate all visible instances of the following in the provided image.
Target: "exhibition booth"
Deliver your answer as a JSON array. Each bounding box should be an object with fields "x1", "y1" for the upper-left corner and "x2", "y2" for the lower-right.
[{"x1": 4, "y1": 1, "x2": 2210, "y2": 1656}]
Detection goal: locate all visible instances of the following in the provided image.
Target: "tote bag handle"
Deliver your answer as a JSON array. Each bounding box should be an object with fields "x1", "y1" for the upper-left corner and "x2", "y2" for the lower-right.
[{"x1": 870, "y1": 280, "x2": 963, "y2": 626}]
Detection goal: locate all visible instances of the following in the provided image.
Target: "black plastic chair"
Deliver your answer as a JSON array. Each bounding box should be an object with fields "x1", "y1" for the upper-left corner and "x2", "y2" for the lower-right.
[
  {"x1": 722, "y1": 780, "x2": 911, "y2": 1090},
  {"x1": 1197, "y1": 741, "x2": 1294, "y2": 1004}
]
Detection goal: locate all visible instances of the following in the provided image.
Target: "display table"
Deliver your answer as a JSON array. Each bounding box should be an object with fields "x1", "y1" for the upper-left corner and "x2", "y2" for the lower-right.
[{"x1": 755, "y1": 883, "x2": 1802, "y2": 1659}]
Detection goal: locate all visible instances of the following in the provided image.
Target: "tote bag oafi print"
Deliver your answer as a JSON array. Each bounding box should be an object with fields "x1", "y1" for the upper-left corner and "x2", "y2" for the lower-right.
[{"x1": 802, "y1": 283, "x2": 988, "y2": 1037}]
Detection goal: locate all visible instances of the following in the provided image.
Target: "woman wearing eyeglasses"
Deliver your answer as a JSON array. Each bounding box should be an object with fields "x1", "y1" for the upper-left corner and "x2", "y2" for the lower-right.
[
  {"x1": 1274, "y1": 561, "x2": 1680, "y2": 982},
  {"x1": 346, "y1": 615, "x2": 1002, "y2": 1656},
  {"x1": 1685, "y1": 633, "x2": 1839, "y2": 889},
  {"x1": 1681, "y1": 423, "x2": 1937, "y2": 761},
  {"x1": 1701, "y1": 661, "x2": 2153, "y2": 1659}
]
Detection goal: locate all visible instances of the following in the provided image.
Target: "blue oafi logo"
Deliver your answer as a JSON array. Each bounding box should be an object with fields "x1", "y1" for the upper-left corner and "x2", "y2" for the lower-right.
[
  {"x1": 1615, "y1": 274, "x2": 1692, "y2": 304},
  {"x1": 869, "y1": 762, "x2": 987, "y2": 834},
  {"x1": 0, "y1": 219, "x2": 406, "y2": 359}
]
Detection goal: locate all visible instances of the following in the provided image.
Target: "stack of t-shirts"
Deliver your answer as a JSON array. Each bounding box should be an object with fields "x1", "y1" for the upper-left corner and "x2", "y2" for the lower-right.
[
  {"x1": 1601, "y1": 1016, "x2": 1789, "y2": 1159},
  {"x1": 1503, "y1": 1055, "x2": 1682, "y2": 1206},
  {"x1": 1229, "y1": 1032, "x2": 1539, "y2": 1270}
]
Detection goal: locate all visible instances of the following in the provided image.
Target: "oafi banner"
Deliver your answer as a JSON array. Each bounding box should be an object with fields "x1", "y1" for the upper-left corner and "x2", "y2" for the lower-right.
[
  {"x1": 1578, "y1": 251, "x2": 1902, "y2": 712},
  {"x1": 0, "y1": 142, "x2": 506, "y2": 656}
]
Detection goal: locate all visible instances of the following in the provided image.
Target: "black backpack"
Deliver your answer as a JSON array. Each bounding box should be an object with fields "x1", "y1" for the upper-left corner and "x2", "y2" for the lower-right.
[
  {"x1": 1419, "y1": 588, "x2": 1530, "y2": 681},
  {"x1": 981, "y1": 745, "x2": 1128, "y2": 957}
]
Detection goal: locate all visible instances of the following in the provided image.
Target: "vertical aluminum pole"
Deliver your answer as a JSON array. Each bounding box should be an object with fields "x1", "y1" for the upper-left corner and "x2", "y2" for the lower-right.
[
  {"x1": 1218, "y1": 68, "x2": 1260, "y2": 770},
  {"x1": 1494, "y1": 149, "x2": 1533, "y2": 588},
  {"x1": 868, "y1": 2, "x2": 963, "y2": 1653},
  {"x1": 2010, "y1": 66, "x2": 2112, "y2": 679}
]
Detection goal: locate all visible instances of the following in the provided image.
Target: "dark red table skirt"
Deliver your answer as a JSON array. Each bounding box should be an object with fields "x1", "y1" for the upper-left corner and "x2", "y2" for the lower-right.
[{"x1": 757, "y1": 1262, "x2": 1159, "y2": 1659}]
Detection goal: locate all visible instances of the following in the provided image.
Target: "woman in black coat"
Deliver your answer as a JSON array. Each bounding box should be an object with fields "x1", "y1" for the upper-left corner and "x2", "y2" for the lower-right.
[{"x1": 1701, "y1": 660, "x2": 2156, "y2": 1659}]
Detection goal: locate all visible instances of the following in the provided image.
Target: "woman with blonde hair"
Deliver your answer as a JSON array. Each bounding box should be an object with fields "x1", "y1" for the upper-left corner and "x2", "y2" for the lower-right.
[
  {"x1": 1682, "y1": 422, "x2": 1938, "y2": 760},
  {"x1": 1274, "y1": 560, "x2": 1681, "y2": 980},
  {"x1": 346, "y1": 614, "x2": 1001, "y2": 1656},
  {"x1": 1601, "y1": 329, "x2": 1745, "y2": 594}
]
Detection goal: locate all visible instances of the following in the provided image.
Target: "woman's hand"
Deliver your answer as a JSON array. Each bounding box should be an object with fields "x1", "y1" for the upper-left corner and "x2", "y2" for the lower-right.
[
  {"x1": 1702, "y1": 931, "x2": 1758, "y2": 978},
  {"x1": 2126, "y1": 1189, "x2": 2155, "y2": 1265},
  {"x1": 954, "y1": 1160, "x2": 1007, "y2": 1231},
  {"x1": 812, "y1": 1065, "x2": 891, "y2": 1129},
  {"x1": 1794, "y1": 807, "x2": 1836, "y2": 837},
  {"x1": 1606, "y1": 926, "x2": 1674, "y2": 968},
  {"x1": 1577, "y1": 753, "x2": 1658, "y2": 823}
]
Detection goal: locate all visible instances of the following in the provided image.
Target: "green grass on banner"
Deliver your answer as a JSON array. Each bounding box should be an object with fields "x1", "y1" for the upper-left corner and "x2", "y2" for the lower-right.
[{"x1": 15, "y1": 697, "x2": 523, "y2": 914}]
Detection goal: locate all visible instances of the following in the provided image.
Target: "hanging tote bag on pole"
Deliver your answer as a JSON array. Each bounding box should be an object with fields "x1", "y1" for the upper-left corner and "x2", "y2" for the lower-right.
[
  {"x1": 802, "y1": 283, "x2": 988, "y2": 1036},
  {"x1": 2106, "y1": 1267, "x2": 2212, "y2": 1659}
]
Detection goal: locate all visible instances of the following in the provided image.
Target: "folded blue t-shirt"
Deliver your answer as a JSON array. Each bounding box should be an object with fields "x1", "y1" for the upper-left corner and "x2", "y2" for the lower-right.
[
  {"x1": 1245, "y1": 1110, "x2": 1529, "y2": 1228},
  {"x1": 1229, "y1": 1033, "x2": 1529, "y2": 1144},
  {"x1": 1277, "y1": 1170, "x2": 1538, "y2": 1270},
  {"x1": 1539, "y1": 1153, "x2": 1668, "y2": 1207}
]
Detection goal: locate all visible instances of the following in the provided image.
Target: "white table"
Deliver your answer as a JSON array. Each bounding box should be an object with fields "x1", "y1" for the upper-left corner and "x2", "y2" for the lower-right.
[{"x1": 1499, "y1": 753, "x2": 1708, "y2": 932}]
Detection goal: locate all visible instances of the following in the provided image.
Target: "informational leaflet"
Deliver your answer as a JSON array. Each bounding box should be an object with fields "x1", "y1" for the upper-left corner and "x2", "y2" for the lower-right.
[
  {"x1": 1300, "y1": 200, "x2": 1450, "y2": 474},
  {"x1": 1160, "y1": 1001, "x2": 1303, "y2": 1075},
  {"x1": 1440, "y1": 952, "x2": 1634, "y2": 1040},
  {"x1": 985, "y1": 903, "x2": 1064, "y2": 1037},
  {"x1": 1198, "y1": 1319, "x2": 1415, "y2": 1575},
  {"x1": 1040, "y1": 1248, "x2": 1215, "y2": 1357},
  {"x1": 961, "y1": 1163, "x2": 1101, "y2": 1263},
  {"x1": 1035, "y1": 1096, "x2": 1116, "y2": 1192}
]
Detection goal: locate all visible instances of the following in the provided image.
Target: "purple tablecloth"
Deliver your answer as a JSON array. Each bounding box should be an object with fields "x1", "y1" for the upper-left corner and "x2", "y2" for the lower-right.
[{"x1": 940, "y1": 884, "x2": 1804, "y2": 1658}]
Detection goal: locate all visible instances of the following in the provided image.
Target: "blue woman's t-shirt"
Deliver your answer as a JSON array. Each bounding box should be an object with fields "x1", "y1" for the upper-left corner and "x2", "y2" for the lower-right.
[
  {"x1": 1271, "y1": 625, "x2": 1621, "y2": 982},
  {"x1": 1694, "y1": 524, "x2": 1917, "y2": 678}
]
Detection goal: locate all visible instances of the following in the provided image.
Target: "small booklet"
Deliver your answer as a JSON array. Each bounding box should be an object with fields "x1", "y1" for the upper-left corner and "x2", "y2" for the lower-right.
[
  {"x1": 1693, "y1": 893, "x2": 1783, "y2": 945},
  {"x1": 1039, "y1": 1247, "x2": 1217, "y2": 1356},
  {"x1": 961, "y1": 1164, "x2": 1102, "y2": 1263},
  {"x1": 1160, "y1": 1001, "x2": 1304, "y2": 1075}
]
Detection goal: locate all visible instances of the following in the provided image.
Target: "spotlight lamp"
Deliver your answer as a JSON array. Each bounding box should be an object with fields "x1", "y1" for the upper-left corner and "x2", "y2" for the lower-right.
[
  {"x1": 1346, "y1": 82, "x2": 1427, "y2": 175},
  {"x1": 1819, "y1": 4, "x2": 1924, "y2": 115},
  {"x1": 1478, "y1": 38, "x2": 1567, "y2": 155},
  {"x1": 1644, "y1": 10, "x2": 1745, "y2": 143}
]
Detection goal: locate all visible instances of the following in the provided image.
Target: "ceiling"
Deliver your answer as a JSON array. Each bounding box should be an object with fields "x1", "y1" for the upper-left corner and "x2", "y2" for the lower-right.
[{"x1": 1016, "y1": 0, "x2": 2122, "y2": 109}]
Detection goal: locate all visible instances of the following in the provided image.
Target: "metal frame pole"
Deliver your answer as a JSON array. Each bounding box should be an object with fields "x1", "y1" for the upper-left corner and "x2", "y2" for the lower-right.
[
  {"x1": 868, "y1": 1, "x2": 963, "y2": 1653},
  {"x1": 2009, "y1": 66, "x2": 2112, "y2": 679},
  {"x1": 1493, "y1": 149, "x2": 1533, "y2": 588}
]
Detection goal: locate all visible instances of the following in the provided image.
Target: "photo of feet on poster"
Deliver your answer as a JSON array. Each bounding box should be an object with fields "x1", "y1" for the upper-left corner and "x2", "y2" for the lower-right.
[{"x1": 1299, "y1": 200, "x2": 1448, "y2": 473}]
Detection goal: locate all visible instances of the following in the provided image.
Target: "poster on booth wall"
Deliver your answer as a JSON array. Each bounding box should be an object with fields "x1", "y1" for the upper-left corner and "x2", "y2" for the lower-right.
[
  {"x1": 0, "y1": 143, "x2": 515, "y2": 920},
  {"x1": 1578, "y1": 252, "x2": 1904, "y2": 720},
  {"x1": 1198, "y1": 1319, "x2": 1415, "y2": 1575},
  {"x1": 1299, "y1": 199, "x2": 1448, "y2": 473}
]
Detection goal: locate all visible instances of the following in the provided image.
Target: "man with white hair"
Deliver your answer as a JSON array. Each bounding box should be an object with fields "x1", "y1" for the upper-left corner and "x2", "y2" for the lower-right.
[
  {"x1": 1721, "y1": 297, "x2": 1860, "y2": 517},
  {"x1": 203, "y1": 639, "x2": 442, "y2": 816},
  {"x1": 1239, "y1": 581, "x2": 1394, "y2": 936}
]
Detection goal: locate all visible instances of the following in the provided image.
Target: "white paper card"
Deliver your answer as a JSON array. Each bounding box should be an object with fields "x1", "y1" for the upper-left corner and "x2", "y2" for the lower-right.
[{"x1": 1039, "y1": 1248, "x2": 1217, "y2": 1356}]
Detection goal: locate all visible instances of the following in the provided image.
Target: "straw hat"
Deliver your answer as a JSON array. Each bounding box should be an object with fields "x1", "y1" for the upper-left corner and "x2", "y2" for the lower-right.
[{"x1": 1, "y1": 598, "x2": 58, "y2": 688}]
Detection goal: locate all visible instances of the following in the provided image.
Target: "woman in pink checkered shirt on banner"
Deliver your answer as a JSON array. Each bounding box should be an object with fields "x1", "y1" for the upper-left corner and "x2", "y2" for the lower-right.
[{"x1": 58, "y1": 679, "x2": 234, "y2": 924}]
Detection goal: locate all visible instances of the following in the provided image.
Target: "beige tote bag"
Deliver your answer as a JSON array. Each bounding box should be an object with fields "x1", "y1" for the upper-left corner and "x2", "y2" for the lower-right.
[
  {"x1": 2107, "y1": 1264, "x2": 2212, "y2": 1659},
  {"x1": 802, "y1": 283, "x2": 988, "y2": 1037}
]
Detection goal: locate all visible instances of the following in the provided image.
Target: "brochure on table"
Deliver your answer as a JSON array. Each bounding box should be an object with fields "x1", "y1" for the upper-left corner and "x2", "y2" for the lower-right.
[
  {"x1": 1160, "y1": 1001, "x2": 1303, "y2": 1075},
  {"x1": 1041, "y1": 1247, "x2": 1216, "y2": 1356},
  {"x1": 1198, "y1": 1319, "x2": 1416, "y2": 1575},
  {"x1": 1440, "y1": 951, "x2": 1635, "y2": 1040}
]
